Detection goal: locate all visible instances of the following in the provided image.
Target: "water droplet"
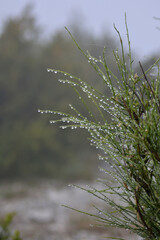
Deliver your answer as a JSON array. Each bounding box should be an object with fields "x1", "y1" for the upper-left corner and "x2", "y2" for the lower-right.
[
  {"x1": 50, "y1": 120, "x2": 55, "y2": 124},
  {"x1": 152, "y1": 66, "x2": 158, "y2": 69},
  {"x1": 54, "y1": 71, "x2": 57, "y2": 74},
  {"x1": 150, "y1": 73, "x2": 156, "y2": 76}
]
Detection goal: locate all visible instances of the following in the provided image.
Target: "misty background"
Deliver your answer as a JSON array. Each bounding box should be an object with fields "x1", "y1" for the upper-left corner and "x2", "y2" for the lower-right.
[
  {"x1": 0, "y1": 1, "x2": 159, "y2": 240},
  {"x1": 0, "y1": 1, "x2": 160, "y2": 181}
]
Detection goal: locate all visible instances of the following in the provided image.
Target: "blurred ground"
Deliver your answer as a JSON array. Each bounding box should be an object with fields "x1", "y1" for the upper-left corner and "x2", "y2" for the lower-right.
[{"x1": 0, "y1": 181, "x2": 140, "y2": 240}]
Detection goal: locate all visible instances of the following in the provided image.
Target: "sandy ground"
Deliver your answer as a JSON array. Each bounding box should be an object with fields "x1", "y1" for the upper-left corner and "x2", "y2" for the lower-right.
[{"x1": 0, "y1": 180, "x2": 141, "y2": 240}]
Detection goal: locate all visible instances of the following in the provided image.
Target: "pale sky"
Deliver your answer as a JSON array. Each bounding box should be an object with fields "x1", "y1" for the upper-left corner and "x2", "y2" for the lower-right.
[{"x1": 0, "y1": 0, "x2": 160, "y2": 59}]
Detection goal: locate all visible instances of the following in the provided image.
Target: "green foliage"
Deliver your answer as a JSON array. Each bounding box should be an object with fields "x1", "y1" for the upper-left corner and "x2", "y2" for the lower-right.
[
  {"x1": 42, "y1": 16, "x2": 160, "y2": 239},
  {"x1": 0, "y1": 213, "x2": 22, "y2": 240}
]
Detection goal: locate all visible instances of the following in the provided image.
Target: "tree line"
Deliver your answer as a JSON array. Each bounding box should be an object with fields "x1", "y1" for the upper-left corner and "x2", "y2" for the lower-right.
[{"x1": 0, "y1": 6, "x2": 157, "y2": 180}]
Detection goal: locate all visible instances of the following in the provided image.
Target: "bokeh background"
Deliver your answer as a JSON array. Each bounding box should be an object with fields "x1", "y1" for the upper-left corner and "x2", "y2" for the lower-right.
[
  {"x1": 0, "y1": 1, "x2": 160, "y2": 239},
  {"x1": 0, "y1": 0, "x2": 160, "y2": 181}
]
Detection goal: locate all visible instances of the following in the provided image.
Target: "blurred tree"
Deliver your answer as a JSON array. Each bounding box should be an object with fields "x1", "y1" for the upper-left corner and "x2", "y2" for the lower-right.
[{"x1": 1, "y1": 5, "x2": 156, "y2": 181}]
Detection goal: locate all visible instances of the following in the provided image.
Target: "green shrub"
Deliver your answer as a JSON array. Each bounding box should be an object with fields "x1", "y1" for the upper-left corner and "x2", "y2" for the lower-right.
[
  {"x1": 40, "y1": 15, "x2": 160, "y2": 239},
  {"x1": 0, "y1": 213, "x2": 22, "y2": 240}
]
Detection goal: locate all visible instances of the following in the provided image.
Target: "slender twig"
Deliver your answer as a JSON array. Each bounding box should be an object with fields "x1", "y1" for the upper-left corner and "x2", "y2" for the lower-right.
[
  {"x1": 135, "y1": 186, "x2": 155, "y2": 238},
  {"x1": 126, "y1": 82, "x2": 146, "y2": 113},
  {"x1": 139, "y1": 61, "x2": 155, "y2": 97}
]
